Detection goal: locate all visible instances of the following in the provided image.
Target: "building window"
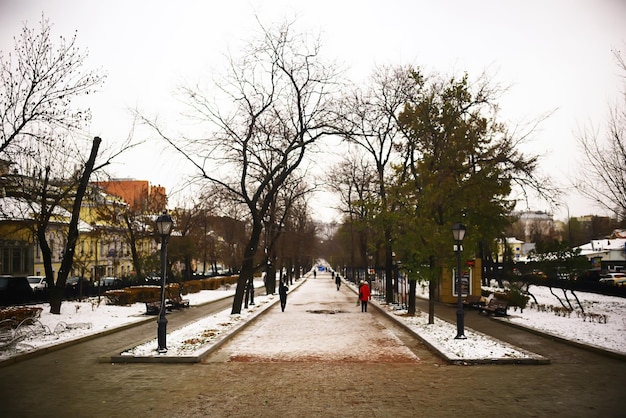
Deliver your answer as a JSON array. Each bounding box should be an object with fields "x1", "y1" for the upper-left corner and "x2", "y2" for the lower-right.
[{"x1": 0, "y1": 245, "x2": 28, "y2": 275}]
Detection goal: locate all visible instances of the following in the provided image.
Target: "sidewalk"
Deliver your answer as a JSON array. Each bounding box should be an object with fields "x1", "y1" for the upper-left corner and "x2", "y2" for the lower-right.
[
  {"x1": 0, "y1": 271, "x2": 625, "y2": 417},
  {"x1": 206, "y1": 272, "x2": 422, "y2": 363}
]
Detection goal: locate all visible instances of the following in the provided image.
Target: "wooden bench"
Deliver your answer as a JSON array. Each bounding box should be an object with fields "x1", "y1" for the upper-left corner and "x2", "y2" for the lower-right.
[
  {"x1": 166, "y1": 294, "x2": 190, "y2": 310},
  {"x1": 478, "y1": 298, "x2": 508, "y2": 316},
  {"x1": 462, "y1": 295, "x2": 484, "y2": 309},
  {"x1": 145, "y1": 301, "x2": 161, "y2": 315},
  {"x1": 145, "y1": 295, "x2": 190, "y2": 315}
]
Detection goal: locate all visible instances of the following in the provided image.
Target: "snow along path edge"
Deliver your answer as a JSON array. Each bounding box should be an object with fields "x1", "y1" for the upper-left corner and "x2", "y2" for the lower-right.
[
  {"x1": 347, "y1": 283, "x2": 550, "y2": 365},
  {"x1": 102, "y1": 278, "x2": 307, "y2": 364}
]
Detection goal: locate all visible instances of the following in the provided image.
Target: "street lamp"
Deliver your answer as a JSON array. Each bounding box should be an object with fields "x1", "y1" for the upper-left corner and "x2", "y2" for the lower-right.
[
  {"x1": 452, "y1": 222, "x2": 467, "y2": 339},
  {"x1": 156, "y1": 211, "x2": 173, "y2": 353}
]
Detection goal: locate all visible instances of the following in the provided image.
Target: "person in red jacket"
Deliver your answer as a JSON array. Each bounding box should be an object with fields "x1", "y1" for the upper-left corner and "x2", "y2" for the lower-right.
[{"x1": 358, "y1": 280, "x2": 371, "y2": 312}]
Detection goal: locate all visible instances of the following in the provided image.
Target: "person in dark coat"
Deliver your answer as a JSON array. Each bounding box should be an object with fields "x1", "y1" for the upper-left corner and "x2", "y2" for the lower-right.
[
  {"x1": 335, "y1": 274, "x2": 341, "y2": 291},
  {"x1": 279, "y1": 279, "x2": 289, "y2": 312}
]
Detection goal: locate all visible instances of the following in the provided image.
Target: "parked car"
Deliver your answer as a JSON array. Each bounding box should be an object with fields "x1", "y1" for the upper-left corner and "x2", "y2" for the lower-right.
[
  {"x1": 27, "y1": 276, "x2": 47, "y2": 292},
  {"x1": 66, "y1": 276, "x2": 91, "y2": 291},
  {"x1": 599, "y1": 273, "x2": 626, "y2": 285},
  {"x1": 0, "y1": 275, "x2": 34, "y2": 306},
  {"x1": 95, "y1": 276, "x2": 120, "y2": 287}
]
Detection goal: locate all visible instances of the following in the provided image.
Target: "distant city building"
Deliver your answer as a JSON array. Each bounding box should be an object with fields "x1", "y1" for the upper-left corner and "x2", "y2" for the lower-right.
[
  {"x1": 496, "y1": 237, "x2": 525, "y2": 261},
  {"x1": 95, "y1": 179, "x2": 166, "y2": 212},
  {"x1": 514, "y1": 210, "x2": 555, "y2": 243},
  {"x1": 576, "y1": 236, "x2": 626, "y2": 271}
]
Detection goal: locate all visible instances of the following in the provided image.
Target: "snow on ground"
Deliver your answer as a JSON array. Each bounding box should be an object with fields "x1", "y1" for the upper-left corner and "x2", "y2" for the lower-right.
[
  {"x1": 498, "y1": 284, "x2": 626, "y2": 353},
  {"x1": 0, "y1": 285, "x2": 241, "y2": 362},
  {"x1": 2, "y1": 275, "x2": 625, "y2": 363},
  {"x1": 410, "y1": 281, "x2": 626, "y2": 357},
  {"x1": 218, "y1": 278, "x2": 421, "y2": 363}
]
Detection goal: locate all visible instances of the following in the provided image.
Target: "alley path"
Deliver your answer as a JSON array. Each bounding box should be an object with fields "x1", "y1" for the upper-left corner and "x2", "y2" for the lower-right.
[{"x1": 207, "y1": 272, "x2": 429, "y2": 363}]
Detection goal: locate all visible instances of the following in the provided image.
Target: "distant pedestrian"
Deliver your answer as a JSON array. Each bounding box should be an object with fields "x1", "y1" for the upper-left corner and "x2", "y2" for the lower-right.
[
  {"x1": 359, "y1": 280, "x2": 371, "y2": 312},
  {"x1": 279, "y1": 279, "x2": 289, "y2": 312},
  {"x1": 331, "y1": 271, "x2": 335, "y2": 281},
  {"x1": 335, "y1": 274, "x2": 341, "y2": 291},
  {"x1": 313, "y1": 269, "x2": 316, "y2": 279}
]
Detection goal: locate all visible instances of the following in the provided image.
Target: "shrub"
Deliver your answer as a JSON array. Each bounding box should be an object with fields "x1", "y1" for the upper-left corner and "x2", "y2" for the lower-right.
[
  {"x1": 506, "y1": 288, "x2": 530, "y2": 312},
  {"x1": 102, "y1": 276, "x2": 239, "y2": 305}
]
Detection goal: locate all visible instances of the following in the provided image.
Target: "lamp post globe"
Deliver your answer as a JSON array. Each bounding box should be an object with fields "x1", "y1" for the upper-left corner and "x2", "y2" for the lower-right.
[
  {"x1": 452, "y1": 222, "x2": 467, "y2": 339},
  {"x1": 156, "y1": 211, "x2": 173, "y2": 353}
]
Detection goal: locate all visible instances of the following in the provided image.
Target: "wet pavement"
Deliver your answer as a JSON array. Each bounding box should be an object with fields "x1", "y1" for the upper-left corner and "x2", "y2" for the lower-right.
[{"x1": 1, "y1": 272, "x2": 625, "y2": 417}]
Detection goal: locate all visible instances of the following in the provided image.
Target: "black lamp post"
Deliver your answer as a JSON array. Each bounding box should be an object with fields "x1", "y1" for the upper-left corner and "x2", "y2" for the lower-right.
[
  {"x1": 156, "y1": 211, "x2": 173, "y2": 353},
  {"x1": 452, "y1": 222, "x2": 467, "y2": 339}
]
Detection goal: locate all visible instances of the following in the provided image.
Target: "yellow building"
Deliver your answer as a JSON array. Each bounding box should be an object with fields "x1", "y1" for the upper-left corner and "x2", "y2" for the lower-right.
[
  {"x1": 0, "y1": 184, "x2": 158, "y2": 282},
  {"x1": 0, "y1": 198, "x2": 66, "y2": 278},
  {"x1": 439, "y1": 258, "x2": 483, "y2": 304}
]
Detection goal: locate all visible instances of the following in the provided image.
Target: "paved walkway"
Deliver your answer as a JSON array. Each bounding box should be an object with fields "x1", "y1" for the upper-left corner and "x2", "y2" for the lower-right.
[{"x1": 1, "y1": 272, "x2": 625, "y2": 417}]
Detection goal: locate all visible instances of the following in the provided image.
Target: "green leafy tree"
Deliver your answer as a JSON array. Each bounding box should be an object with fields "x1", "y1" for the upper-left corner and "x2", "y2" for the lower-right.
[{"x1": 394, "y1": 71, "x2": 546, "y2": 322}]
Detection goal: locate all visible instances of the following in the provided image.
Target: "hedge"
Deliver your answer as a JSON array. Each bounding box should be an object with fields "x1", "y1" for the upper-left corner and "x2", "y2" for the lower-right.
[{"x1": 104, "y1": 275, "x2": 240, "y2": 306}]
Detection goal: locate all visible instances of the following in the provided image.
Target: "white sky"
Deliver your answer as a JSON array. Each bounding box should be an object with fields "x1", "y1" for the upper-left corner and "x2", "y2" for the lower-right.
[{"x1": 1, "y1": 0, "x2": 625, "y2": 222}]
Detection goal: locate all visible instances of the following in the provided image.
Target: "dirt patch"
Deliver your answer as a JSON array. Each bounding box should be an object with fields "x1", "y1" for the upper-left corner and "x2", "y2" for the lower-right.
[{"x1": 305, "y1": 309, "x2": 349, "y2": 314}]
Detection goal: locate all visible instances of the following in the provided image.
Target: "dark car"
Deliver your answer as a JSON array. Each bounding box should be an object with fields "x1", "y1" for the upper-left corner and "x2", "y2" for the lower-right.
[
  {"x1": 65, "y1": 276, "x2": 92, "y2": 296},
  {"x1": 0, "y1": 275, "x2": 34, "y2": 306}
]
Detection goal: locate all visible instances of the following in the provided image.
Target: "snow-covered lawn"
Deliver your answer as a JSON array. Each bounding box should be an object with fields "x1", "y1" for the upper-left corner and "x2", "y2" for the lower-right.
[
  {"x1": 498, "y1": 284, "x2": 626, "y2": 354},
  {"x1": 384, "y1": 282, "x2": 626, "y2": 361},
  {"x1": 1, "y1": 278, "x2": 625, "y2": 363}
]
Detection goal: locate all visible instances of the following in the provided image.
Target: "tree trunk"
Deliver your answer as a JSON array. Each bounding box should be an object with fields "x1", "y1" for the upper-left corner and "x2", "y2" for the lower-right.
[
  {"x1": 51, "y1": 137, "x2": 102, "y2": 314},
  {"x1": 124, "y1": 214, "x2": 143, "y2": 280},
  {"x1": 232, "y1": 222, "x2": 263, "y2": 314},
  {"x1": 266, "y1": 254, "x2": 277, "y2": 294},
  {"x1": 428, "y1": 256, "x2": 436, "y2": 324},
  {"x1": 384, "y1": 229, "x2": 394, "y2": 303},
  {"x1": 234, "y1": 253, "x2": 254, "y2": 314},
  {"x1": 408, "y1": 279, "x2": 416, "y2": 315}
]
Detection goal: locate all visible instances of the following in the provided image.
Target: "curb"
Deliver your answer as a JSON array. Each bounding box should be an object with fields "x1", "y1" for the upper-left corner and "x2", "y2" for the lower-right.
[{"x1": 101, "y1": 277, "x2": 309, "y2": 363}]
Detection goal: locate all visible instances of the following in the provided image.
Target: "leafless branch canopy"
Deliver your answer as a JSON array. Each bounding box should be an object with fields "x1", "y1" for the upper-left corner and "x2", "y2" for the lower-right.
[
  {"x1": 576, "y1": 48, "x2": 626, "y2": 219},
  {"x1": 0, "y1": 14, "x2": 104, "y2": 160}
]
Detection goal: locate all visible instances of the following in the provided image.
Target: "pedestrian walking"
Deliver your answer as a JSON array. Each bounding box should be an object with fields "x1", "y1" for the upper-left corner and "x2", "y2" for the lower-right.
[
  {"x1": 313, "y1": 269, "x2": 316, "y2": 279},
  {"x1": 335, "y1": 274, "x2": 341, "y2": 291},
  {"x1": 279, "y1": 279, "x2": 289, "y2": 312},
  {"x1": 359, "y1": 280, "x2": 371, "y2": 312}
]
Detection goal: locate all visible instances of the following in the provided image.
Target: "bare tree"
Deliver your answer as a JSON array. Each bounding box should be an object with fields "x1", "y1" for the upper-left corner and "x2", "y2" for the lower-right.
[
  {"x1": 576, "y1": 49, "x2": 626, "y2": 220},
  {"x1": 335, "y1": 65, "x2": 419, "y2": 302},
  {"x1": 261, "y1": 177, "x2": 314, "y2": 295},
  {"x1": 326, "y1": 146, "x2": 378, "y2": 279},
  {"x1": 142, "y1": 21, "x2": 341, "y2": 314},
  {"x1": 0, "y1": 15, "x2": 104, "y2": 158},
  {"x1": 0, "y1": 135, "x2": 105, "y2": 313},
  {"x1": 0, "y1": 17, "x2": 148, "y2": 314}
]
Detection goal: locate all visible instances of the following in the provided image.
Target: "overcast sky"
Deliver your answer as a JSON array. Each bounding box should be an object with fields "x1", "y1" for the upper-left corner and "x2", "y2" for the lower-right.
[{"x1": 1, "y1": 0, "x2": 625, "y2": 222}]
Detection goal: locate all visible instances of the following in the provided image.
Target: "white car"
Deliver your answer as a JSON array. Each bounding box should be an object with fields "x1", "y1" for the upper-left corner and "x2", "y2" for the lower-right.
[
  {"x1": 27, "y1": 276, "x2": 47, "y2": 291},
  {"x1": 599, "y1": 273, "x2": 626, "y2": 285},
  {"x1": 95, "y1": 276, "x2": 120, "y2": 287}
]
